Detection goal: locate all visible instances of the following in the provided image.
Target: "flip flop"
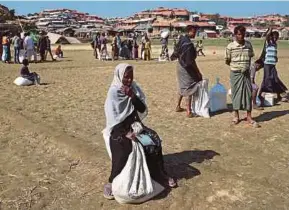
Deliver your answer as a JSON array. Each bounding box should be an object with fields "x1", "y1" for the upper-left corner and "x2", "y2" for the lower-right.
[
  {"x1": 281, "y1": 98, "x2": 289, "y2": 103},
  {"x1": 247, "y1": 120, "x2": 260, "y2": 128},
  {"x1": 231, "y1": 118, "x2": 240, "y2": 125},
  {"x1": 103, "y1": 183, "x2": 114, "y2": 200},
  {"x1": 168, "y1": 177, "x2": 177, "y2": 188}
]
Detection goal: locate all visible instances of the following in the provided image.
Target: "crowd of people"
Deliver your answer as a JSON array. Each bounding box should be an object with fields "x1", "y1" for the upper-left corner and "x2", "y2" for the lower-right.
[
  {"x1": 92, "y1": 32, "x2": 155, "y2": 61},
  {"x1": 1, "y1": 25, "x2": 288, "y2": 203},
  {"x1": 1, "y1": 31, "x2": 64, "y2": 64},
  {"x1": 102, "y1": 24, "x2": 288, "y2": 202}
]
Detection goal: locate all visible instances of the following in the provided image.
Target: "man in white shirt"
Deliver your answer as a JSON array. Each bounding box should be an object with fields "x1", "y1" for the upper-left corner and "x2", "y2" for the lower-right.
[{"x1": 24, "y1": 32, "x2": 37, "y2": 62}]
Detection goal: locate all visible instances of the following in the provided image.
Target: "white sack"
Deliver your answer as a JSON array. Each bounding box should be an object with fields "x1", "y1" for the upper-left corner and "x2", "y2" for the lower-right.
[
  {"x1": 13, "y1": 77, "x2": 34, "y2": 86},
  {"x1": 191, "y1": 79, "x2": 210, "y2": 118}
]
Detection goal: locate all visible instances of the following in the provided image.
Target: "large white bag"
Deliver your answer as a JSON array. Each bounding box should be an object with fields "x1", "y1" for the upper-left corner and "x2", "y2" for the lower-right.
[
  {"x1": 112, "y1": 141, "x2": 164, "y2": 204},
  {"x1": 209, "y1": 78, "x2": 227, "y2": 112},
  {"x1": 161, "y1": 31, "x2": 169, "y2": 39},
  {"x1": 191, "y1": 79, "x2": 210, "y2": 118},
  {"x1": 13, "y1": 77, "x2": 34, "y2": 86},
  {"x1": 19, "y1": 50, "x2": 26, "y2": 63}
]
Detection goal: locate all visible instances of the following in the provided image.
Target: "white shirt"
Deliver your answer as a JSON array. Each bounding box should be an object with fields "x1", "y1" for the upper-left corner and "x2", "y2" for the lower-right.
[{"x1": 24, "y1": 36, "x2": 34, "y2": 50}]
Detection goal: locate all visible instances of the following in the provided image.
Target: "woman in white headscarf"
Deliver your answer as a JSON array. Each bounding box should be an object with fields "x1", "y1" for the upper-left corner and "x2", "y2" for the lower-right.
[{"x1": 103, "y1": 63, "x2": 176, "y2": 199}]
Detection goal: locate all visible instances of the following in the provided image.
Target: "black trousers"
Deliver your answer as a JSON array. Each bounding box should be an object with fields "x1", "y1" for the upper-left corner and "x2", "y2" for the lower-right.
[
  {"x1": 109, "y1": 137, "x2": 132, "y2": 183},
  {"x1": 108, "y1": 136, "x2": 166, "y2": 183}
]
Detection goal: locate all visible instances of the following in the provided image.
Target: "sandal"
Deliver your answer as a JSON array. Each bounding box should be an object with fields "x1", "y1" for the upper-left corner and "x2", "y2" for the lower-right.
[
  {"x1": 103, "y1": 183, "x2": 114, "y2": 200},
  {"x1": 247, "y1": 120, "x2": 260, "y2": 128},
  {"x1": 167, "y1": 177, "x2": 177, "y2": 188},
  {"x1": 231, "y1": 118, "x2": 240, "y2": 125},
  {"x1": 281, "y1": 98, "x2": 289, "y2": 103}
]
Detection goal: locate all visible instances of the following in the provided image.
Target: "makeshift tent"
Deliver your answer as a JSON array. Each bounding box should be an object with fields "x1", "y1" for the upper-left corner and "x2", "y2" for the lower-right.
[{"x1": 47, "y1": 32, "x2": 81, "y2": 44}]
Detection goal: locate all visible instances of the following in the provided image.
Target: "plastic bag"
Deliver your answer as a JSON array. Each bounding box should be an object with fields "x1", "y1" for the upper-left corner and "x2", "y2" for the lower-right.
[
  {"x1": 112, "y1": 141, "x2": 164, "y2": 204},
  {"x1": 161, "y1": 31, "x2": 169, "y2": 39},
  {"x1": 13, "y1": 77, "x2": 34, "y2": 86},
  {"x1": 191, "y1": 79, "x2": 210, "y2": 118},
  {"x1": 209, "y1": 78, "x2": 227, "y2": 112}
]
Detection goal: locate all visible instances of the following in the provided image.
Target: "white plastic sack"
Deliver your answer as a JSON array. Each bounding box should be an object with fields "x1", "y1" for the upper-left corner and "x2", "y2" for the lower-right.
[
  {"x1": 161, "y1": 31, "x2": 169, "y2": 39},
  {"x1": 112, "y1": 141, "x2": 164, "y2": 204},
  {"x1": 191, "y1": 79, "x2": 210, "y2": 118},
  {"x1": 102, "y1": 129, "x2": 112, "y2": 159},
  {"x1": 13, "y1": 77, "x2": 34, "y2": 86},
  {"x1": 19, "y1": 50, "x2": 26, "y2": 63},
  {"x1": 209, "y1": 78, "x2": 227, "y2": 112}
]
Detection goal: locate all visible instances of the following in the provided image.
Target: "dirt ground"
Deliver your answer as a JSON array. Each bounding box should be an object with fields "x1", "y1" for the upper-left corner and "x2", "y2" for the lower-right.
[{"x1": 0, "y1": 45, "x2": 289, "y2": 210}]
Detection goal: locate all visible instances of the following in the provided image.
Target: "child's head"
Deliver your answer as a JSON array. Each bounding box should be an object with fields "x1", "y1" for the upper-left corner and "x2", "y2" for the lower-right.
[{"x1": 22, "y1": 59, "x2": 29, "y2": 66}]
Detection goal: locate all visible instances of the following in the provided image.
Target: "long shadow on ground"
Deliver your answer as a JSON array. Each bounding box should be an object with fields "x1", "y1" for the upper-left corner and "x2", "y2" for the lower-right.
[
  {"x1": 255, "y1": 109, "x2": 289, "y2": 122},
  {"x1": 153, "y1": 150, "x2": 220, "y2": 200}
]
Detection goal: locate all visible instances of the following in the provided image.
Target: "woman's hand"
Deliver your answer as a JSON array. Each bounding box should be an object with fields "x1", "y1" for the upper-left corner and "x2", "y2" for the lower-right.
[
  {"x1": 126, "y1": 131, "x2": 137, "y2": 141},
  {"x1": 121, "y1": 86, "x2": 135, "y2": 98}
]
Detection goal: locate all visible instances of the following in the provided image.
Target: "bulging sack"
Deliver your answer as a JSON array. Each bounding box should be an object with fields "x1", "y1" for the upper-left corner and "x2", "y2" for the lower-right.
[
  {"x1": 13, "y1": 77, "x2": 34, "y2": 86},
  {"x1": 112, "y1": 141, "x2": 164, "y2": 204},
  {"x1": 191, "y1": 79, "x2": 210, "y2": 118},
  {"x1": 161, "y1": 31, "x2": 169, "y2": 39}
]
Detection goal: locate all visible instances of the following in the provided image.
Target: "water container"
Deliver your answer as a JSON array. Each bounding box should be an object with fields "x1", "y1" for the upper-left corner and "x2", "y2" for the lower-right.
[
  {"x1": 264, "y1": 93, "x2": 275, "y2": 107},
  {"x1": 209, "y1": 78, "x2": 228, "y2": 112}
]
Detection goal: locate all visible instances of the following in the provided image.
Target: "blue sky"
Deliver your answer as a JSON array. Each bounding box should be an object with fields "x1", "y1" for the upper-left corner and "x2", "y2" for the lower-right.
[{"x1": 1, "y1": 1, "x2": 289, "y2": 18}]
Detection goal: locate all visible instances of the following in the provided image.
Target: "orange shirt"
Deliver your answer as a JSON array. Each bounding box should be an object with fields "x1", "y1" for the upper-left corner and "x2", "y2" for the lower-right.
[{"x1": 2, "y1": 36, "x2": 8, "y2": 45}]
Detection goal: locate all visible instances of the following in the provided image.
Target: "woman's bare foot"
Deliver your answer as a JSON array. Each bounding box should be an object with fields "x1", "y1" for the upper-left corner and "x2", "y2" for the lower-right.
[{"x1": 175, "y1": 106, "x2": 185, "y2": 112}]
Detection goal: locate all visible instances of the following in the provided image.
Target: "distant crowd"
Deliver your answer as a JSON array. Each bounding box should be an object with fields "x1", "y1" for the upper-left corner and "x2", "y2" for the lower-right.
[{"x1": 0, "y1": 31, "x2": 63, "y2": 64}]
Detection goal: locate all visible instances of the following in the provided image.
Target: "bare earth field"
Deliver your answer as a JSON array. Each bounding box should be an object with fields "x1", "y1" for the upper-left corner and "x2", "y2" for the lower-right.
[{"x1": 0, "y1": 45, "x2": 289, "y2": 210}]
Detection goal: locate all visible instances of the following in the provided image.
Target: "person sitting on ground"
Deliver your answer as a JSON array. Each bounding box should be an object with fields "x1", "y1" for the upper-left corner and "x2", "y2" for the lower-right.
[
  {"x1": 20, "y1": 59, "x2": 40, "y2": 85},
  {"x1": 103, "y1": 63, "x2": 176, "y2": 200},
  {"x1": 55, "y1": 45, "x2": 63, "y2": 58}
]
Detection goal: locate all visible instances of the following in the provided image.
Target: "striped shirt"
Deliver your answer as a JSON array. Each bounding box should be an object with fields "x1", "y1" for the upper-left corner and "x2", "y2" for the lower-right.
[
  {"x1": 225, "y1": 40, "x2": 254, "y2": 72},
  {"x1": 264, "y1": 42, "x2": 277, "y2": 65}
]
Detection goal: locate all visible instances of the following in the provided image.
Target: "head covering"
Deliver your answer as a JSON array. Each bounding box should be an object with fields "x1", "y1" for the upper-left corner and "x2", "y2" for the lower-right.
[{"x1": 103, "y1": 63, "x2": 147, "y2": 135}]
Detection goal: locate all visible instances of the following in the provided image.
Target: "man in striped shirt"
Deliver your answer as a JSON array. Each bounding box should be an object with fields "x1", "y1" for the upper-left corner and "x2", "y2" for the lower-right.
[{"x1": 225, "y1": 25, "x2": 259, "y2": 127}]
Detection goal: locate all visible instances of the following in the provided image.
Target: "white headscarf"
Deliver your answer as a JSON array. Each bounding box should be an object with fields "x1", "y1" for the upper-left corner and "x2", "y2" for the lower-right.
[{"x1": 103, "y1": 63, "x2": 148, "y2": 134}]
